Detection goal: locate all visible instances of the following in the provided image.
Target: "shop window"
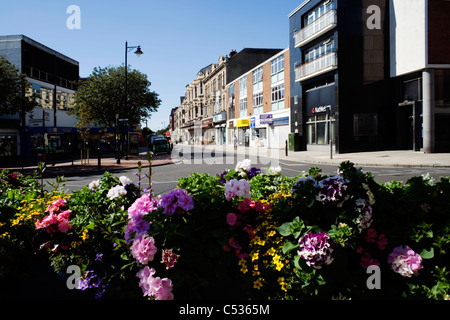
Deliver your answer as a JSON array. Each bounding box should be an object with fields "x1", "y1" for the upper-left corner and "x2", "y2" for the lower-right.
[
  {"x1": 0, "y1": 134, "x2": 17, "y2": 157},
  {"x1": 307, "y1": 115, "x2": 334, "y2": 145}
]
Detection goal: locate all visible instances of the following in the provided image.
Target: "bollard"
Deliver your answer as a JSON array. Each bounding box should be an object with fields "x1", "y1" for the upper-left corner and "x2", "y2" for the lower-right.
[
  {"x1": 97, "y1": 147, "x2": 101, "y2": 169},
  {"x1": 285, "y1": 140, "x2": 288, "y2": 157}
]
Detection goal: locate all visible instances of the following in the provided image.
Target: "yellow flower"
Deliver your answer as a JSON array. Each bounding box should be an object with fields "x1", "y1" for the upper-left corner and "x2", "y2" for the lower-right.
[
  {"x1": 265, "y1": 247, "x2": 276, "y2": 256},
  {"x1": 81, "y1": 229, "x2": 89, "y2": 241},
  {"x1": 253, "y1": 278, "x2": 264, "y2": 290},
  {"x1": 275, "y1": 262, "x2": 284, "y2": 271},
  {"x1": 239, "y1": 259, "x2": 248, "y2": 274},
  {"x1": 273, "y1": 254, "x2": 281, "y2": 264},
  {"x1": 267, "y1": 230, "x2": 276, "y2": 237},
  {"x1": 251, "y1": 251, "x2": 259, "y2": 262}
]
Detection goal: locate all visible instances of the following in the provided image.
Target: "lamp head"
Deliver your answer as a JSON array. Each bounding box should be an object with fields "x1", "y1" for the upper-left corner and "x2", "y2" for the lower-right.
[{"x1": 134, "y1": 46, "x2": 143, "y2": 57}]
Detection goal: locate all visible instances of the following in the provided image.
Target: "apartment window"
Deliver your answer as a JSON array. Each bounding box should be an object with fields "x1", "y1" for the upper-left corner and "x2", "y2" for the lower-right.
[
  {"x1": 271, "y1": 83, "x2": 285, "y2": 111},
  {"x1": 239, "y1": 76, "x2": 248, "y2": 117},
  {"x1": 253, "y1": 67, "x2": 263, "y2": 92},
  {"x1": 304, "y1": 38, "x2": 335, "y2": 63},
  {"x1": 303, "y1": 0, "x2": 335, "y2": 27},
  {"x1": 239, "y1": 76, "x2": 247, "y2": 95},
  {"x1": 253, "y1": 92, "x2": 263, "y2": 115},
  {"x1": 253, "y1": 67, "x2": 263, "y2": 84},
  {"x1": 239, "y1": 97, "x2": 247, "y2": 118},
  {"x1": 271, "y1": 55, "x2": 284, "y2": 84},
  {"x1": 271, "y1": 55, "x2": 284, "y2": 75}
]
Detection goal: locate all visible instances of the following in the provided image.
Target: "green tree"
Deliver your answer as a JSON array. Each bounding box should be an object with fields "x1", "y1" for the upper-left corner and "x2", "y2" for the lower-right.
[
  {"x1": 70, "y1": 65, "x2": 161, "y2": 127},
  {"x1": 0, "y1": 55, "x2": 36, "y2": 117}
]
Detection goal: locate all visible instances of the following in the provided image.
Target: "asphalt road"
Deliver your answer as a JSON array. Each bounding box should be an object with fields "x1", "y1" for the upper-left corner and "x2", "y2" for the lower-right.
[{"x1": 45, "y1": 149, "x2": 450, "y2": 195}]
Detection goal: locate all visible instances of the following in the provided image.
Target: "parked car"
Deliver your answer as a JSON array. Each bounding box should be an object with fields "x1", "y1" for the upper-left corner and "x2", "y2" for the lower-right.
[{"x1": 152, "y1": 138, "x2": 170, "y2": 154}]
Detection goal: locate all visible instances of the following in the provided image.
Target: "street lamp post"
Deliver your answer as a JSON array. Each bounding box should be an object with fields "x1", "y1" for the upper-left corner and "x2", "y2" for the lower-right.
[{"x1": 120, "y1": 41, "x2": 143, "y2": 161}]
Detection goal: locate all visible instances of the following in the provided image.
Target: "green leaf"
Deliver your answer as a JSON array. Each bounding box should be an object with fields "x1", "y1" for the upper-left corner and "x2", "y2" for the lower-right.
[
  {"x1": 282, "y1": 241, "x2": 299, "y2": 254},
  {"x1": 293, "y1": 255, "x2": 302, "y2": 270},
  {"x1": 420, "y1": 247, "x2": 434, "y2": 259},
  {"x1": 85, "y1": 222, "x2": 95, "y2": 230},
  {"x1": 278, "y1": 222, "x2": 292, "y2": 237}
]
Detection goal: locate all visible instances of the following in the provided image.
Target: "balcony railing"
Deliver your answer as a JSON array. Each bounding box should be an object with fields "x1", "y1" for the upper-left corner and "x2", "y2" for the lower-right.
[
  {"x1": 294, "y1": 10, "x2": 337, "y2": 48},
  {"x1": 295, "y1": 51, "x2": 337, "y2": 82}
]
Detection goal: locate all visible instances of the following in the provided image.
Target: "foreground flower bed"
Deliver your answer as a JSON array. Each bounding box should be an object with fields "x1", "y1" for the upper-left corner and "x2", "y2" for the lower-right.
[{"x1": 0, "y1": 161, "x2": 449, "y2": 300}]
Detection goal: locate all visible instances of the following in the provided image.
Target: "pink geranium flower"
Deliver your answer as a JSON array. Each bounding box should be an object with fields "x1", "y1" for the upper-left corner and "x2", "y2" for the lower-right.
[
  {"x1": 387, "y1": 245, "x2": 423, "y2": 277},
  {"x1": 226, "y1": 212, "x2": 238, "y2": 226},
  {"x1": 131, "y1": 234, "x2": 158, "y2": 266},
  {"x1": 136, "y1": 266, "x2": 173, "y2": 300}
]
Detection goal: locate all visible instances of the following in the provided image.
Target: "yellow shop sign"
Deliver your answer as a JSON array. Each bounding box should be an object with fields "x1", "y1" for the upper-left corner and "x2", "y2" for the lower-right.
[{"x1": 237, "y1": 119, "x2": 250, "y2": 127}]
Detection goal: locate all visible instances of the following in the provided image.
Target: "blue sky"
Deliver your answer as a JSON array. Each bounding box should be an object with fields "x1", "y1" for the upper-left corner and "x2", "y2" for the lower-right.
[{"x1": 0, "y1": 0, "x2": 301, "y2": 130}]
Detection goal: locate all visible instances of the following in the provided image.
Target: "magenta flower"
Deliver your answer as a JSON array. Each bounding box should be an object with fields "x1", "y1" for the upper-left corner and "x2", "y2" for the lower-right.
[
  {"x1": 316, "y1": 175, "x2": 349, "y2": 207},
  {"x1": 298, "y1": 232, "x2": 334, "y2": 269},
  {"x1": 131, "y1": 234, "x2": 158, "y2": 266},
  {"x1": 161, "y1": 249, "x2": 179, "y2": 270},
  {"x1": 226, "y1": 212, "x2": 238, "y2": 226},
  {"x1": 360, "y1": 252, "x2": 380, "y2": 269},
  {"x1": 377, "y1": 234, "x2": 388, "y2": 250},
  {"x1": 364, "y1": 228, "x2": 378, "y2": 243},
  {"x1": 387, "y1": 245, "x2": 423, "y2": 277}
]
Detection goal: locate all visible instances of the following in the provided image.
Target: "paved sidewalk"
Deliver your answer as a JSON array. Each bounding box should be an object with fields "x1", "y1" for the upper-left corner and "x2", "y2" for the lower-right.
[
  {"x1": 1, "y1": 152, "x2": 177, "y2": 178},
  {"x1": 180, "y1": 144, "x2": 450, "y2": 168}
]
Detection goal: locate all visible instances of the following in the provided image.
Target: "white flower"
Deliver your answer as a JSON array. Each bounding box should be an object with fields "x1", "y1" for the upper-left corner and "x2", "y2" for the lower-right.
[
  {"x1": 267, "y1": 166, "x2": 281, "y2": 175},
  {"x1": 225, "y1": 179, "x2": 251, "y2": 201},
  {"x1": 107, "y1": 185, "x2": 127, "y2": 199},
  {"x1": 236, "y1": 159, "x2": 252, "y2": 171},
  {"x1": 119, "y1": 176, "x2": 133, "y2": 186},
  {"x1": 88, "y1": 179, "x2": 100, "y2": 190}
]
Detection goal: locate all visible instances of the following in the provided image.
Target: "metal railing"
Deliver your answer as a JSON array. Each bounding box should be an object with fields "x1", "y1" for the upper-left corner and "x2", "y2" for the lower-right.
[
  {"x1": 294, "y1": 10, "x2": 337, "y2": 47},
  {"x1": 295, "y1": 51, "x2": 337, "y2": 82}
]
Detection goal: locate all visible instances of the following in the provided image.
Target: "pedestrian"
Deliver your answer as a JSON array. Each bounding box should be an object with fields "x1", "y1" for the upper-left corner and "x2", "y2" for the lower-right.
[{"x1": 233, "y1": 135, "x2": 238, "y2": 150}]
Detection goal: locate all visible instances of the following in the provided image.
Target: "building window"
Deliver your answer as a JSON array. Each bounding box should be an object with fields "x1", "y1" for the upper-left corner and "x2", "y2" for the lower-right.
[
  {"x1": 307, "y1": 114, "x2": 334, "y2": 145},
  {"x1": 239, "y1": 76, "x2": 247, "y2": 117},
  {"x1": 239, "y1": 97, "x2": 247, "y2": 118},
  {"x1": 253, "y1": 67, "x2": 263, "y2": 92},
  {"x1": 253, "y1": 92, "x2": 263, "y2": 115},
  {"x1": 303, "y1": 0, "x2": 335, "y2": 27},
  {"x1": 304, "y1": 38, "x2": 335, "y2": 63},
  {"x1": 271, "y1": 83, "x2": 285, "y2": 111},
  {"x1": 271, "y1": 55, "x2": 284, "y2": 75},
  {"x1": 239, "y1": 76, "x2": 247, "y2": 95}
]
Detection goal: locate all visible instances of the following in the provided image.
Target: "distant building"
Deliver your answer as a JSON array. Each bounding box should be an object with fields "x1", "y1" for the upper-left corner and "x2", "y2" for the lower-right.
[
  {"x1": 176, "y1": 48, "x2": 284, "y2": 145},
  {"x1": 288, "y1": 0, "x2": 450, "y2": 153},
  {"x1": 0, "y1": 34, "x2": 80, "y2": 160},
  {"x1": 226, "y1": 48, "x2": 290, "y2": 149}
]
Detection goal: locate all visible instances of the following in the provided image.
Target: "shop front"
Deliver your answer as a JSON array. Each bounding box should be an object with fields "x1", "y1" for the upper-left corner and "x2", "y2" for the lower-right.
[
  {"x1": 236, "y1": 118, "x2": 250, "y2": 147},
  {"x1": 213, "y1": 111, "x2": 227, "y2": 145},
  {"x1": 304, "y1": 84, "x2": 336, "y2": 152}
]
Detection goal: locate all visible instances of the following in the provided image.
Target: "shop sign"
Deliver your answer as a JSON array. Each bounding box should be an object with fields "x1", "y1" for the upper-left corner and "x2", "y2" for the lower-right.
[
  {"x1": 202, "y1": 118, "x2": 213, "y2": 128},
  {"x1": 213, "y1": 111, "x2": 227, "y2": 124},
  {"x1": 311, "y1": 105, "x2": 332, "y2": 114},
  {"x1": 237, "y1": 118, "x2": 250, "y2": 127},
  {"x1": 259, "y1": 114, "x2": 273, "y2": 125}
]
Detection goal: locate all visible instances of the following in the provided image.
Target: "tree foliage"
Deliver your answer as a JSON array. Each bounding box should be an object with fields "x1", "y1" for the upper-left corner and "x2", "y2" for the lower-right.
[
  {"x1": 0, "y1": 55, "x2": 36, "y2": 116},
  {"x1": 70, "y1": 66, "x2": 160, "y2": 127}
]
